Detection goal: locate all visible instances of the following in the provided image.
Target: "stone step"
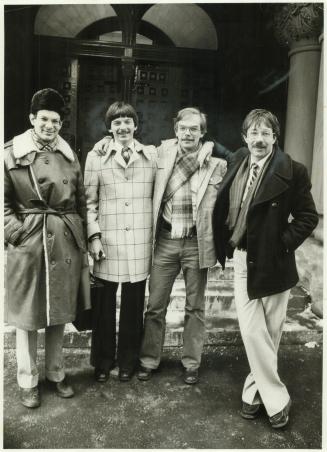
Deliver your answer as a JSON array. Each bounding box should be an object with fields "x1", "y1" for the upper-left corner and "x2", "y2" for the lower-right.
[
  {"x1": 4, "y1": 286, "x2": 323, "y2": 349},
  {"x1": 174, "y1": 262, "x2": 234, "y2": 281}
]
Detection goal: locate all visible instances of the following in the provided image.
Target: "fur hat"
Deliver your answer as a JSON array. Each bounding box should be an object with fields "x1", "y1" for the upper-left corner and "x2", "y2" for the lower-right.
[{"x1": 30, "y1": 88, "x2": 65, "y2": 118}]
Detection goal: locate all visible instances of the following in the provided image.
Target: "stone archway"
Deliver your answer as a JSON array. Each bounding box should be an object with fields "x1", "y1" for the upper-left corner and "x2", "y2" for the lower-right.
[
  {"x1": 141, "y1": 3, "x2": 218, "y2": 49},
  {"x1": 34, "y1": 4, "x2": 218, "y2": 51},
  {"x1": 34, "y1": 4, "x2": 117, "y2": 37}
]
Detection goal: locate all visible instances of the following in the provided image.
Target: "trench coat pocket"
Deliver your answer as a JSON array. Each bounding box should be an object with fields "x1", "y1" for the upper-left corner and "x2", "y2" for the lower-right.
[{"x1": 12, "y1": 214, "x2": 42, "y2": 246}]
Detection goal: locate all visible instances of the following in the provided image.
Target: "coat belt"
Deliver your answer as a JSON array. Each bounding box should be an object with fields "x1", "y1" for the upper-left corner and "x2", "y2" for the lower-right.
[
  {"x1": 17, "y1": 208, "x2": 77, "y2": 216},
  {"x1": 16, "y1": 208, "x2": 86, "y2": 251}
]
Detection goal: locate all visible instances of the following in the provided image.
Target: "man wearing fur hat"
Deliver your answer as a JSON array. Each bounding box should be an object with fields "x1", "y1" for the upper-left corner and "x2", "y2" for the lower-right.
[{"x1": 4, "y1": 88, "x2": 90, "y2": 408}]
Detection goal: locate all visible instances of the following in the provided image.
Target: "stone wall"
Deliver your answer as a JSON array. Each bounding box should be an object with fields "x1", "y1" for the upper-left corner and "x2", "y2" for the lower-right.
[{"x1": 295, "y1": 216, "x2": 324, "y2": 318}]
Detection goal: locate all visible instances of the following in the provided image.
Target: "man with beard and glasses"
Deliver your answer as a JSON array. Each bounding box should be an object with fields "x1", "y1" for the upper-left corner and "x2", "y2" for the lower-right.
[{"x1": 213, "y1": 109, "x2": 318, "y2": 428}]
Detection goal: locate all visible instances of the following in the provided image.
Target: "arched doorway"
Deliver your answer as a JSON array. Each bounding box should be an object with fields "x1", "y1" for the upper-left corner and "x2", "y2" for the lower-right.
[{"x1": 33, "y1": 4, "x2": 220, "y2": 166}]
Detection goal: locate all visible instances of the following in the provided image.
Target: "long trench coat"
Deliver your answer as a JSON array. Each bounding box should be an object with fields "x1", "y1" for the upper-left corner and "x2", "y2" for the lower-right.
[{"x1": 4, "y1": 129, "x2": 90, "y2": 331}]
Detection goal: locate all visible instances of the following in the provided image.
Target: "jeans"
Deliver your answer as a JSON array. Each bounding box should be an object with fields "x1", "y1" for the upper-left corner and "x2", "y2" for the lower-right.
[{"x1": 140, "y1": 229, "x2": 208, "y2": 370}]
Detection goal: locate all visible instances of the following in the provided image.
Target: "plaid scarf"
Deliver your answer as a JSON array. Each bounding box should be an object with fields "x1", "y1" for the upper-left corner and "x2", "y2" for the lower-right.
[
  {"x1": 32, "y1": 130, "x2": 58, "y2": 152},
  {"x1": 163, "y1": 144, "x2": 200, "y2": 238},
  {"x1": 227, "y1": 152, "x2": 274, "y2": 248}
]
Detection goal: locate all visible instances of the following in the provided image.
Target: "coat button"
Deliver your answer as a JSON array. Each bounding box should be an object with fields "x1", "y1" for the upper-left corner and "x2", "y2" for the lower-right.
[
  {"x1": 272, "y1": 202, "x2": 278, "y2": 207},
  {"x1": 44, "y1": 159, "x2": 49, "y2": 164},
  {"x1": 125, "y1": 227, "x2": 130, "y2": 231},
  {"x1": 64, "y1": 231, "x2": 68, "y2": 236},
  {"x1": 47, "y1": 232, "x2": 52, "y2": 238},
  {"x1": 51, "y1": 260, "x2": 55, "y2": 265},
  {"x1": 66, "y1": 258, "x2": 71, "y2": 264},
  {"x1": 248, "y1": 261, "x2": 254, "y2": 266},
  {"x1": 38, "y1": 178, "x2": 45, "y2": 184},
  {"x1": 125, "y1": 202, "x2": 129, "y2": 206},
  {"x1": 63, "y1": 179, "x2": 68, "y2": 184}
]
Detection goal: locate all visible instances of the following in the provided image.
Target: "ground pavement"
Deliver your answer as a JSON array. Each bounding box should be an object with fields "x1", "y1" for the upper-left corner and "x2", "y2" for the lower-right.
[{"x1": 3, "y1": 343, "x2": 322, "y2": 449}]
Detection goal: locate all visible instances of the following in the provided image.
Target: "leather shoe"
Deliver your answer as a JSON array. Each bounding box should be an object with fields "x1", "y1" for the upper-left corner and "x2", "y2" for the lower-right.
[
  {"x1": 241, "y1": 402, "x2": 262, "y2": 419},
  {"x1": 46, "y1": 377, "x2": 74, "y2": 398},
  {"x1": 119, "y1": 370, "x2": 133, "y2": 382},
  {"x1": 269, "y1": 399, "x2": 291, "y2": 429},
  {"x1": 183, "y1": 368, "x2": 199, "y2": 385},
  {"x1": 19, "y1": 386, "x2": 40, "y2": 408},
  {"x1": 137, "y1": 366, "x2": 153, "y2": 381},
  {"x1": 94, "y1": 369, "x2": 110, "y2": 383}
]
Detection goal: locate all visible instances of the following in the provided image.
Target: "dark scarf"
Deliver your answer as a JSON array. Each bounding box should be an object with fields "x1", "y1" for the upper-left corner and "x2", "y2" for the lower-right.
[{"x1": 227, "y1": 151, "x2": 274, "y2": 248}]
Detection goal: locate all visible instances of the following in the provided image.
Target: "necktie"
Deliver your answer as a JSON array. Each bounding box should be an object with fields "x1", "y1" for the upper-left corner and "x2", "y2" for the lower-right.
[
  {"x1": 122, "y1": 146, "x2": 130, "y2": 163},
  {"x1": 242, "y1": 163, "x2": 259, "y2": 205},
  {"x1": 248, "y1": 162, "x2": 259, "y2": 188}
]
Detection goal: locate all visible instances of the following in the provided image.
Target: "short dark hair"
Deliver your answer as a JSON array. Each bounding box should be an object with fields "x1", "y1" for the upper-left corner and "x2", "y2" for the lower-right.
[
  {"x1": 105, "y1": 101, "x2": 138, "y2": 129},
  {"x1": 173, "y1": 107, "x2": 207, "y2": 134},
  {"x1": 30, "y1": 88, "x2": 65, "y2": 119},
  {"x1": 242, "y1": 109, "x2": 280, "y2": 145}
]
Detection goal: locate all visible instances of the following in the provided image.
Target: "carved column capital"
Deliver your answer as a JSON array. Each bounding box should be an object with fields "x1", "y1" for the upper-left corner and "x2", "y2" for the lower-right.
[{"x1": 272, "y1": 3, "x2": 323, "y2": 49}]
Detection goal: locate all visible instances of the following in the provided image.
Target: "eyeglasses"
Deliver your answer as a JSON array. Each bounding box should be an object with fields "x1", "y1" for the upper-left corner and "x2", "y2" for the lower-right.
[
  {"x1": 248, "y1": 130, "x2": 274, "y2": 138},
  {"x1": 177, "y1": 125, "x2": 201, "y2": 134}
]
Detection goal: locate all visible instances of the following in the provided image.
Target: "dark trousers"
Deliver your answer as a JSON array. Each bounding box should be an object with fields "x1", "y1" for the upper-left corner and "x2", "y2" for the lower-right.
[{"x1": 90, "y1": 279, "x2": 146, "y2": 372}]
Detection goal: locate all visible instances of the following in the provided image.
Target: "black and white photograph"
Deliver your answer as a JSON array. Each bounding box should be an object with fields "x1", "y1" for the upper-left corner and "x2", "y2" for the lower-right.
[{"x1": 3, "y1": 1, "x2": 324, "y2": 449}]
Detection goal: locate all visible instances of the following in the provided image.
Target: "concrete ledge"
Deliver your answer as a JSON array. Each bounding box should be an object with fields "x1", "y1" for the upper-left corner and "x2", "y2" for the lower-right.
[{"x1": 4, "y1": 321, "x2": 322, "y2": 349}]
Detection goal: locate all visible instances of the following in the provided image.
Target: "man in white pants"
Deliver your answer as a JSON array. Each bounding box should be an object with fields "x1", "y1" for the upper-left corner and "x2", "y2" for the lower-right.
[{"x1": 213, "y1": 109, "x2": 318, "y2": 428}]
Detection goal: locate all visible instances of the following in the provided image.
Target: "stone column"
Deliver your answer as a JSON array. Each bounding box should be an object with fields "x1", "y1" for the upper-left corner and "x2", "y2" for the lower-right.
[
  {"x1": 273, "y1": 5, "x2": 324, "y2": 319},
  {"x1": 309, "y1": 33, "x2": 324, "y2": 318},
  {"x1": 311, "y1": 34, "x2": 324, "y2": 214},
  {"x1": 273, "y1": 4, "x2": 323, "y2": 174}
]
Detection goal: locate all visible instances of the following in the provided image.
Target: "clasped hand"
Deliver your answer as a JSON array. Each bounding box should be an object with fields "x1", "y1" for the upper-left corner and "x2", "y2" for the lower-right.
[{"x1": 89, "y1": 238, "x2": 106, "y2": 262}]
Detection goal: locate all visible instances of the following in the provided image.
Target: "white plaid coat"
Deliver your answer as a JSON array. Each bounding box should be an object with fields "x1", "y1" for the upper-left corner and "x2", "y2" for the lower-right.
[{"x1": 84, "y1": 139, "x2": 157, "y2": 283}]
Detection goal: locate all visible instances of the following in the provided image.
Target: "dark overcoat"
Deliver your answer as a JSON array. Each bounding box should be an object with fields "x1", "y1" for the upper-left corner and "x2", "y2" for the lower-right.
[
  {"x1": 213, "y1": 147, "x2": 318, "y2": 300},
  {"x1": 4, "y1": 129, "x2": 90, "y2": 330}
]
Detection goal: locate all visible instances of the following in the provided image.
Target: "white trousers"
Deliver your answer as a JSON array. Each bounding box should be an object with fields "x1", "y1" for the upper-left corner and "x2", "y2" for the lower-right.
[
  {"x1": 16, "y1": 324, "x2": 66, "y2": 389},
  {"x1": 233, "y1": 249, "x2": 291, "y2": 417}
]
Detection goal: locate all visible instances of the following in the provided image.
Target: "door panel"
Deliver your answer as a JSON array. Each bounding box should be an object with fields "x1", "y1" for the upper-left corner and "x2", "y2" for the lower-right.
[{"x1": 77, "y1": 57, "x2": 122, "y2": 169}]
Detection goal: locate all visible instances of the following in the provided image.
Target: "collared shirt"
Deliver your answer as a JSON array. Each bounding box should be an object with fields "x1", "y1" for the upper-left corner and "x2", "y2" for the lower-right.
[
  {"x1": 103, "y1": 138, "x2": 152, "y2": 166},
  {"x1": 113, "y1": 139, "x2": 135, "y2": 155},
  {"x1": 31, "y1": 130, "x2": 58, "y2": 152},
  {"x1": 242, "y1": 150, "x2": 273, "y2": 203}
]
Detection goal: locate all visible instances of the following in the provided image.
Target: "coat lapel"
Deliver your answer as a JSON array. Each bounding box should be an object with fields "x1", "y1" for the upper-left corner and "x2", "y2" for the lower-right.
[
  {"x1": 113, "y1": 149, "x2": 126, "y2": 168},
  {"x1": 196, "y1": 159, "x2": 219, "y2": 208},
  {"x1": 155, "y1": 143, "x2": 178, "y2": 203},
  {"x1": 252, "y1": 149, "x2": 292, "y2": 207}
]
